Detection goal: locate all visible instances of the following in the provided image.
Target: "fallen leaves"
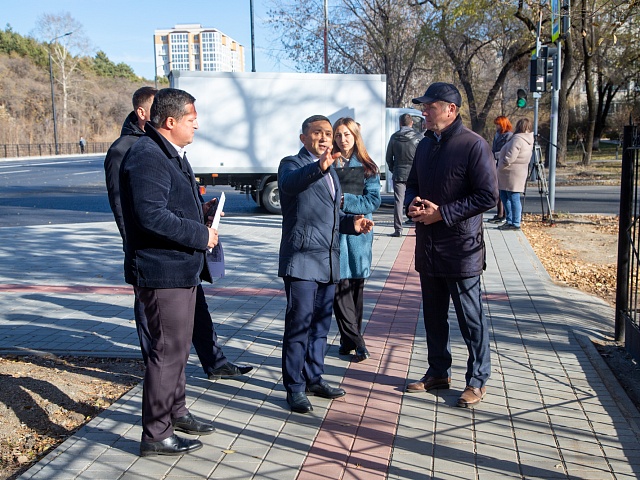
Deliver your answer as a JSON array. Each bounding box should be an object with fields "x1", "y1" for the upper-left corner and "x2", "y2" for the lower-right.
[
  {"x1": 521, "y1": 213, "x2": 618, "y2": 306},
  {"x1": 0, "y1": 356, "x2": 143, "y2": 480}
]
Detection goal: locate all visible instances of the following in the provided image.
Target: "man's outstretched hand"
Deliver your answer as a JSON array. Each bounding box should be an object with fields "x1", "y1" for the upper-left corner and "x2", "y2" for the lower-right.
[{"x1": 318, "y1": 145, "x2": 342, "y2": 172}]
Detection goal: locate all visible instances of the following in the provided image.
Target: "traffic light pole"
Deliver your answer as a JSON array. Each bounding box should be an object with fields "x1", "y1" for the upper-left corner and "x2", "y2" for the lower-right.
[{"x1": 548, "y1": 41, "x2": 561, "y2": 213}]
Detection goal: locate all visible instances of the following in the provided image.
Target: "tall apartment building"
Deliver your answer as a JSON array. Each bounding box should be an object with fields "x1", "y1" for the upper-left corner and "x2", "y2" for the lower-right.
[{"x1": 154, "y1": 24, "x2": 245, "y2": 78}]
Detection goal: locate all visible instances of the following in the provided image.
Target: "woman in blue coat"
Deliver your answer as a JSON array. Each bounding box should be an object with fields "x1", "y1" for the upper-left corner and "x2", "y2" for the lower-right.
[{"x1": 332, "y1": 117, "x2": 381, "y2": 362}]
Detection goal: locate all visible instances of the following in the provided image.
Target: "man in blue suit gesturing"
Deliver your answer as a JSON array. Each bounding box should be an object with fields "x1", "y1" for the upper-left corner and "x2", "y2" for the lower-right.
[{"x1": 278, "y1": 115, "x2": 374, "y2": 414}]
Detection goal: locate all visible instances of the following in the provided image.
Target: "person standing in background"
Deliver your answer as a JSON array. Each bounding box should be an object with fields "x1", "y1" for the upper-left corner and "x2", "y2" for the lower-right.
[
  {"x1": 497, "y1": 118, "x2": 534, "y2": 231},
  {"x1": 488, "y1": 116, "x2": 513, "y2": 224},
  {"x1": 386, "y1": 114, "x2": 421, "y2": 236},
  {"x1": 332, "y1": 117, "x2": 380, "y2": 362}
]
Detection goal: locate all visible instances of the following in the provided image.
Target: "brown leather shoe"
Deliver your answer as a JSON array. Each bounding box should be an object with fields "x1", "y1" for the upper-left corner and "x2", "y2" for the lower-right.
[
  {"x1": 457, "y1": 386, "x2": 486, "y2": 407},
  {"x1": 406, "y1": 375, "x2": 451, "y2": 393}
]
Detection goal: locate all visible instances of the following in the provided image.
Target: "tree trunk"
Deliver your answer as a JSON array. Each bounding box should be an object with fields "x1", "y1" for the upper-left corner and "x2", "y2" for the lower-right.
[
  {"x1": 580, "y1": 0, "x2": 595, "y2": 166},
  {"x1": 557, "y1": 27, "x2": 574, "y2": 167}
]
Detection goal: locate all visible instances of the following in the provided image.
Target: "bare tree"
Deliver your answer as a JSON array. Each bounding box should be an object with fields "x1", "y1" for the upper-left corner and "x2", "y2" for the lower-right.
[
  {"x1": 412, "y1": 0, "x2": 535, "y2": 133},
  {"x1": 34, "y1": 12, "x2": 91, "y2": 140},
  {"x1": 577, "y1": 0, "x2": 638, "y2": 164},
  {"x1": 267, "y1": 0, "x2": 435, "y2": 106}
]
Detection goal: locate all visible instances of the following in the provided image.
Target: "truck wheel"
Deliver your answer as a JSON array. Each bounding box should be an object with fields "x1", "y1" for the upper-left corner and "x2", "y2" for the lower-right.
[{"x1": 261, "y1": 181, "x2": 281, "y2": 214}]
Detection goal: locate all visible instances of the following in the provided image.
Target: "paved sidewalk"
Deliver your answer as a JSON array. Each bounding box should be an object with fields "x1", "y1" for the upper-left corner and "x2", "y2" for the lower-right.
[{"x1": 1, "y1": 211, "x2": 639, "y2": 479}]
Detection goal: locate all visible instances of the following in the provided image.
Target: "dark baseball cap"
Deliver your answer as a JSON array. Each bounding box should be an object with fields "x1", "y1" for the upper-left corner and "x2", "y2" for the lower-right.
[{"x1": 412, "y1": 82, "x2": 462, "y2": 107}]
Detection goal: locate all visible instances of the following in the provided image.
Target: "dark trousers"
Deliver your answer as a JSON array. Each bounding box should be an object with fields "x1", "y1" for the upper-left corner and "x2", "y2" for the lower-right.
[
  {"x1": 419, "y1": 273, "x2": 490, "y2": 388},
  {"x1": 282, "y1": 277, "x2": 335, "y2": 393},
  {"x1": 136, "y1": 286, "x2": 196, "y2": 442},
  {"x1": 333, "y1": 278, "x2": 366, "y2": 350},
  {"x1": 393, "y1": 181, "x2": 407, "y2": 234},
  {"x1": 133, "y1": 284, "x2": 226, "y2": 373}
]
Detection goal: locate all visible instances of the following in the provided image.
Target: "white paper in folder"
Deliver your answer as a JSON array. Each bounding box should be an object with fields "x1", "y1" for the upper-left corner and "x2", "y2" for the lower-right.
[
  {"x1": 211, "y1": 192, "x2": 225, "y2": 230},
  {"x1": 207, "y1": 192, "x2": 225, "y2": 253}
]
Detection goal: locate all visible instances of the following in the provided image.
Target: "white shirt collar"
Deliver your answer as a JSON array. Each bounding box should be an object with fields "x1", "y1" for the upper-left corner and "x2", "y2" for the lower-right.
[{"x1": 168, "y1": 139, "x2": 185, "y2": 158}]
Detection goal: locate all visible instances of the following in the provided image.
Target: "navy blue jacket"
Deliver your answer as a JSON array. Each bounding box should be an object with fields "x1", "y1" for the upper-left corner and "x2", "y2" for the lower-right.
[
  {"x1": 104, "y1": 111, "x2": 144, "y2": 243},
  {"x1": 278, "y1": 148, "x2": 358, "y2": 283},
  {"x1": 405, "y1": 116, "x2": 498, "y2": 278},
  {"x1": 119, "y1": 124, "x2": 212, "y2": 288}
]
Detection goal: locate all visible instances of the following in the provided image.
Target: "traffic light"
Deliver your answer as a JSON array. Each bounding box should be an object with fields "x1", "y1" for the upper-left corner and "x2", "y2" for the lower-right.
[
  {"x1": 517, "y1": 88, "x2": 527, "y2": 108},
  {"x1": 537, "y1": 45, "x2": 558, "y2": 89},
  {"x1": 529, "y1": 45, "x2": 559, "y2": 93},
  {"x1": 530, "y1": 55, "x2": 546, "y2": 92},
  {"x1": 544, "y1": 46, "x2": 558, "y2": 88}
]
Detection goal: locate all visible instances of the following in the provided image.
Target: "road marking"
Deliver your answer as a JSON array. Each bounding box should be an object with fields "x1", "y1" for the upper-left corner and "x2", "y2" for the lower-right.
[{"x1": 34, "y1": 159, "x2": 95, "y2": 166}]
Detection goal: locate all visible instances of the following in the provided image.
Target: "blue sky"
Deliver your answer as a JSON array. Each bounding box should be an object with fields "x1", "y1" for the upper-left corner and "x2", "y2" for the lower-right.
[{"x1": 2, "y1": 0, "x2": 295, "y2": 79}]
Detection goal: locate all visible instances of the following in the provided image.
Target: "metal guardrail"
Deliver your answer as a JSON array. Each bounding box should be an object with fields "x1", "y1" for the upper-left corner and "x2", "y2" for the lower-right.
[
  {"x1": 616, "y1": 123, "x2": 640, "y2": 361},
  {"x1": 0, "y1": 142, "x2": 111, "y2": 158}
]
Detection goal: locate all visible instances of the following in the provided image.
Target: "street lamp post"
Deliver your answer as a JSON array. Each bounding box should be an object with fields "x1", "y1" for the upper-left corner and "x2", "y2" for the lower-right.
[
  {"x1": 250, "y1": 0, "x2": 256, "y2": 72},
  {"x1": 48, "y1": 32, "x2": 72, "y2": 155}
]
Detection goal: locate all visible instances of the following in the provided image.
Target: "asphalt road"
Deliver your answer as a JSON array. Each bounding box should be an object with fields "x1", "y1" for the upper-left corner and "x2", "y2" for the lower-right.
[{"x1": 0, "y1": 154, "x2": 621, "y2": 228}]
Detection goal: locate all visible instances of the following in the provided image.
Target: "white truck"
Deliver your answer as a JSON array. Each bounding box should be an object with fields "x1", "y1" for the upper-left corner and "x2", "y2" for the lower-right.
[{"x1": 170, "y1": 71, "x2": 422, "y2": 213}]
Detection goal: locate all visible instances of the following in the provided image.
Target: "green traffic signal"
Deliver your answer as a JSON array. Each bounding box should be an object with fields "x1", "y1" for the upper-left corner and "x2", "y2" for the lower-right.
[{"x1": 516, "y1": 88, "x2": 527, "y2": 108}]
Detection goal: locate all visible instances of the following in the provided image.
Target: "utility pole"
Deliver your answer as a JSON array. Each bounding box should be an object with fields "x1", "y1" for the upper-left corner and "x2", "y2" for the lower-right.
[
  {"x1": 323, "y1": 0, "x2": 328, "y2": 73},
  {"x1": 48, "y1": 32, "x2": 72, "y2": 155},
  {"x1": 250, "y1": 0, "x2": 256, "y2": 72},
  {"x1": 548, "y1": 45, "x2": 560, "y2": 212},
  {"x1": 548, "y1": 0, "x2": 570, "y2": 212}
]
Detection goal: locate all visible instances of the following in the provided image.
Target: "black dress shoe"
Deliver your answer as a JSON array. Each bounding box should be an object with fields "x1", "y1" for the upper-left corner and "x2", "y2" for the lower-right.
[
  {"x1": 207, "y1": 361, "x2": 253, "y2": 380},
  {"x1": 338, "y1": 345, "x2": 353, "y2": 355},
  {"x1": 172, "y1": 413, "x2": 215, "y2": 435},
  {"x1": 306, "y1": 379, "x2": 346, "y2": 399},
  {"x1": 390, "y1": 231, "x2": 402, "y2": 237},
  {"x1": 353, "y1": 347, "x2": 370, "y2": 362},
  {"x1": 287, "y1": 392, "x2": 313, "y2": 413},
  {"x1": 140, "y1": 434, "x2": 203, "y2": 457}
]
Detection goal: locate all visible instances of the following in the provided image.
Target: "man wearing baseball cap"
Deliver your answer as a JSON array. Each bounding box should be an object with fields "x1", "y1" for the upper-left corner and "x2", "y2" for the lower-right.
[{"x1": 404, "y1": 82, "x2": 498, "y2": 407}]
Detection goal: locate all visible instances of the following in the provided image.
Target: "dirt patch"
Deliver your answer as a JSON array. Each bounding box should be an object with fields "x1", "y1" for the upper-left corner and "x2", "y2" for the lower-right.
[
  {"x1": 0, "y1": 355, "x2": 143, "y2": 480},
  {"x1": 521, "y1": 213, "x2": 640, "y2": 415},
  {"x1": 522, "y1": 213, "x2": 618, "y2": 306}
]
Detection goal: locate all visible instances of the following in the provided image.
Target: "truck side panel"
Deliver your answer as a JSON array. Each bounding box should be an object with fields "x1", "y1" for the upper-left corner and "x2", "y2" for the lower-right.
[{"x1": 170, "y1": 71, "x2": 387, "y2": 178}]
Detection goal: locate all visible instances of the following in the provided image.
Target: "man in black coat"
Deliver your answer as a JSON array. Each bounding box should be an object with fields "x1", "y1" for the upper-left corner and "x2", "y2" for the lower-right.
[
  {"x1": 404, "y1": 83, "x2": 498, "y2": 408},
  {"x1": 120, "y1": 88, "x2": 219, "y2": 457},
  {"x1": 104, "y1": 87, "x2": 251, "y2": 381},
  {"x1": 278, "y1": 115, "x2": 374, "y2": 414},
  {"x1": 386, "y1": 113, "x2": 421, "y2": 236}
]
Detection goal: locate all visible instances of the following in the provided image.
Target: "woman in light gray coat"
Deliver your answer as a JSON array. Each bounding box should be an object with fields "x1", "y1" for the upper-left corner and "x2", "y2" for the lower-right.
[{"x1": 497, "y1": 118, "x2": 534, "y2": 230}]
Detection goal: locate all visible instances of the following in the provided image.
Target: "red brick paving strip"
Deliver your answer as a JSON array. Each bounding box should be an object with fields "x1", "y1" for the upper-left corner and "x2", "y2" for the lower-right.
[{"x1": 298, "y1": 235, "x2": 421, "y2": 479}]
